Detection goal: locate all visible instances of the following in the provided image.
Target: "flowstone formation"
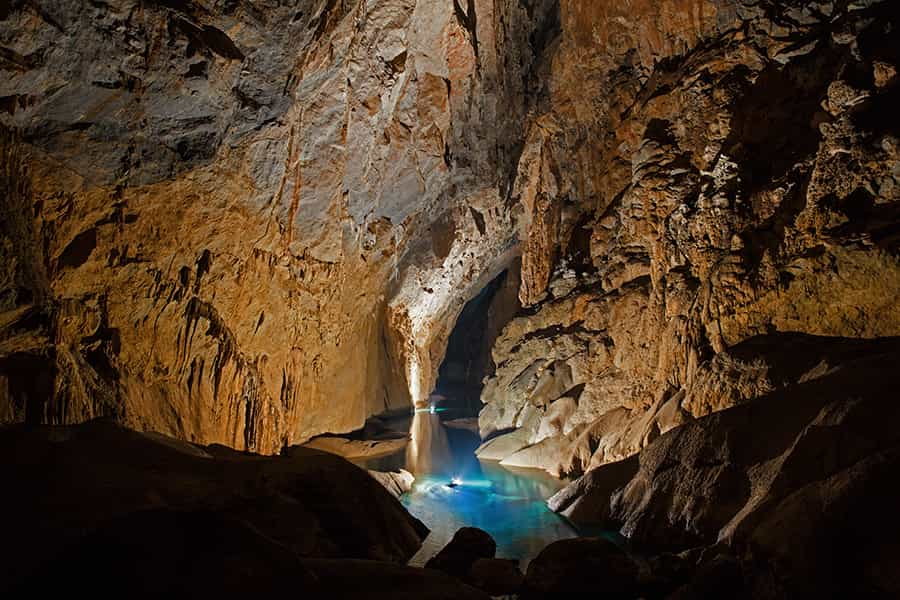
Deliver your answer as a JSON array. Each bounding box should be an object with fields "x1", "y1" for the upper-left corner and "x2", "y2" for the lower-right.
[
  {"x1": 477, "y1": 0, "x2": 900, "y2": 478},
  {"x1": 3, "y1": 0, "x2": 900, "y2": 598},
  {"x1": 0, "y1": 0, "x2": 557, "y2": 450}
]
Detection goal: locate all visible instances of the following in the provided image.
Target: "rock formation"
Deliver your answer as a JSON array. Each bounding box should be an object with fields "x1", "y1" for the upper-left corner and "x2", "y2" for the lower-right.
[
  {"x1": 426, "y1": 527, "x2": 526, "y2": 597},
  {"x1": 0, "y1": 0, "x2": 556, "y2": 450},
  {"x1": 477, "y1": 0, "x2": 900, "y2": 477},
  {"x1": 3, "y1": 0, "x2": 900, "y2": 596},
  {"x1": 3, "y1": 0, "x2": 896, "y2": 472},
  {"x1": 549, "y1": 335, "x2": 900, "y2": 597},
  {"x1": 368, "y1": 467, "x2": 415, "y2": 498},
  {"x1": 523, "y1": 536, "x2": 640, "y2": 599},
  {"x1": 0, "y1": 419, "x2": 437, "y2": 593}
]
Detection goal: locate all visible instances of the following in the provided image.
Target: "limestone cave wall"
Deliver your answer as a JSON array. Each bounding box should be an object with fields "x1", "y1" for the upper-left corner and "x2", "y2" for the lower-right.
[
  {"x1": 2, "y1": 0, "x2": 899, "y2": 463},
  {"x1": 0, "y1": 0, "x2": 557, "y2": 450},
  {"x1": 478, "y1": 0, "x2": 900, "y2": 476}
]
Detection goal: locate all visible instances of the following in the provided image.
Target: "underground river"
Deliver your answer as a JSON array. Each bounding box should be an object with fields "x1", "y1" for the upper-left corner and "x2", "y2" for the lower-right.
[{"x1": 360, "y1": 411, "x2": 577, "y2": 567}]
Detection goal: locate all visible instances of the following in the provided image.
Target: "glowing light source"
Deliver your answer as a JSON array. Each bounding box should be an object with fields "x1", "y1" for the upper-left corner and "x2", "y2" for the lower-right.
[
  {"x1": 413, "y1": 406, "x2": 448, "y2": 414},
  {"x1": 452, "y1": 477, "x2": 463, "y2": 486}
]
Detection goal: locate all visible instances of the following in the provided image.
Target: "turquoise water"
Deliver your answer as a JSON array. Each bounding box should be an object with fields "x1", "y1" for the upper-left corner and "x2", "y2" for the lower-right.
[
  {"x1": 363, "y1": 414, "x2": 577, "y2": 567},
  {"x1": 401, "y1": 461, "x2": 577, "y2": 567}
]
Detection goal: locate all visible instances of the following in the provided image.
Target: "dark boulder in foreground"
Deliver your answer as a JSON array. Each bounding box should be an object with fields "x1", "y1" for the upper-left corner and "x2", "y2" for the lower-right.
[
  {"x1": 12, "y1": 507, "x2": 319, "y2": 597},
  {"x1": 469, "y1": 557, "x2": 526, "y2": 596},
  {"x1": 0, "y1": 420, "x2": 430, "y2": 595},
  {"x1": 303, "y1": 558, "x2": 491, "y2": 600},
  {"x1": 550, "y1": 336, "x2": 900, "y2": 598},
  {"x1": 426, "y1": 527, "x2": 525, "y2": 596},
  {"x1": 425, "y1": 527, "x2": 497, "y2": 579},
  {"x1": 523, "y1": 537, "x2": 639, "y2": 599}
]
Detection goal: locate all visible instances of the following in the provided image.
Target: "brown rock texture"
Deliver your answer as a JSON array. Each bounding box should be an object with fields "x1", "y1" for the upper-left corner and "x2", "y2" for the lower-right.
[
  {"x1": 2, "y1": 1, "x2": 899, "y2": 478},
  {"x1": 478, "y1": 0, "x2": 900, "y2": 476},
  {"x1": 553, "y1": 334, "x2": 900, "y2": 598},
  {"x1": 0, "y1": 0, "x2": 557, "y2": 450}
]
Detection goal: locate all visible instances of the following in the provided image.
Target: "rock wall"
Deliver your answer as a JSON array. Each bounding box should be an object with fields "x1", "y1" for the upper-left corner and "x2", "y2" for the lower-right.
[
  {"x1": 548, "y1": 334, "x2": 900, "y2": 597},
  {"x1": 0, "y1": 0, "x2": 557, "y2": 450},
  {"x1": 3, "y1": 0, "x2": 899, "y2": 462},
  {"x1": 479, "y1": 0, "x2": 900, "y2": 476}
]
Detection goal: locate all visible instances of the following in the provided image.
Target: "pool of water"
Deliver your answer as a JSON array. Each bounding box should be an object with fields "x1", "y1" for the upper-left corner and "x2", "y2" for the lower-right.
[
  {"x1": 361, "y1": 414, "x2": 577, "y2": 567},
  {"x1": 402, "y1": 462, "x2": 577, "y2": 567}
]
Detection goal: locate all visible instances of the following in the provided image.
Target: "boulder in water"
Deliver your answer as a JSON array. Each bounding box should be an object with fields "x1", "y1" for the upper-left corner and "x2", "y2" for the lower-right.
[
  {"x1": 425, "y1": 527, "x2": 497, "y2": 579},
  {"x1": 368, "y1": 469, "x2": 415, "y2": 498}
]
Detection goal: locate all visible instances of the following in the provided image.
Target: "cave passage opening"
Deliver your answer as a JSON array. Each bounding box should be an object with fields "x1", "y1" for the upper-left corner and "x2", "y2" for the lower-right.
[
  {"x1": 370, "y1": 264, "x2": 579, "y2": 567},
  {"x1": 427, "y1": 266, "x2": 521, "y2": 419}
]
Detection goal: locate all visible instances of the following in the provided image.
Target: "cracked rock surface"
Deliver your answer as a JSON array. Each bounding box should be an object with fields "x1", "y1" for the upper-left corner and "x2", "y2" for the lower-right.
[
  {"x1": 2, "y1": 1, "x2": 899, "y2": 490},
  {"x1": 477, "y1": 0, "x2": 900, "y2": 477}
]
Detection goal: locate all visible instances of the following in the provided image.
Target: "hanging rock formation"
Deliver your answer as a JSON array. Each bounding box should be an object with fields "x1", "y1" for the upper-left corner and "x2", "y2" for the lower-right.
[
  {"x1": 0, "y1": 0, "x2": 558, "y2": 450},
  {"x1": 477, "y1": 0, "x2": 900, "y2": 476},
  {"x1": 4, "y1": 0, "x2": 900, "y2": 598}
]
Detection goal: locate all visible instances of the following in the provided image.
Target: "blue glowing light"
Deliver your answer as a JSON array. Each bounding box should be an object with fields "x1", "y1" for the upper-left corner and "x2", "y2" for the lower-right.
[
  {"x1": 402, "y1": 464, "x2": 576, "y2": 567},
  {"x1": 413, "y1": 406, "x2": 449, "y2": 414}
]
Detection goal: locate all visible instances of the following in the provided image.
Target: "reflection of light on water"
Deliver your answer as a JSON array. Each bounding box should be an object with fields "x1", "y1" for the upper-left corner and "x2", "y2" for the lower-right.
[
  {"x1": 397, "y1": 414, "x2": 576, "y2": 568},
  {"x1": 413, "y1": 406, "x2": 448, "y2": 414},
  {"x1": 406, "y1": 412, "x2": 452, "y2": 475}
]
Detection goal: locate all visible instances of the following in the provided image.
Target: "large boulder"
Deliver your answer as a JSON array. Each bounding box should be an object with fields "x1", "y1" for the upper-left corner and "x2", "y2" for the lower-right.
[
  {"x1": 14, "y1": 514, "x2": 492, "y2": 600},
  {"x1": 12, "y1": 508, "x2": 320, "y2": 597},
  {"x1": 425, "y1": 527, "x2": 497, "y2": 580},
  {"x1": 368, "y1": 469, "x2": 416, "y2": 499},
  {"x1": 0, "y1": 420, "x2": 429, "y2": 594},
  {"x1": 610, "y1": 338, "x2": 900, "y2": 552},
  {"x1": 468, "y1": 558, "x2": 525, "y2": 596},
  {"x1": 604, "y1": 337, "x2": 900, "y2": 597},
  {"x1": 523, "y1": 537, "x2": 639, "y2": 599},
  {"x1": 547, "y1": 454, "x2": 639, "y2": 527},
  {"x1": 664, "y1": 550, "x2": 746, "y2": 600}
]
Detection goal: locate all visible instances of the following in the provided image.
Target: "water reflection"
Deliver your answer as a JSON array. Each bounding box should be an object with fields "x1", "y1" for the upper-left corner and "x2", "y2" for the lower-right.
[
  {"x1": 389, "y1": 412, "x2": 576, "y2": 567},
  {"x1": 406, "y1": 412, "x2": 452, "y2": 475}
]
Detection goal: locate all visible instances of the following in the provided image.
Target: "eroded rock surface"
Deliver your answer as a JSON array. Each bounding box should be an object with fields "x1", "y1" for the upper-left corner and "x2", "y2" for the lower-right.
[
  {"x1": 551, "y1": 336, "x2": 900, "y2": 598},
  {"x1": 0, "y1": 0, "x2": 557, "y2": 450},
  {"x1": 478, "y1": 0, "x2": 900, "y2": 477}
]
